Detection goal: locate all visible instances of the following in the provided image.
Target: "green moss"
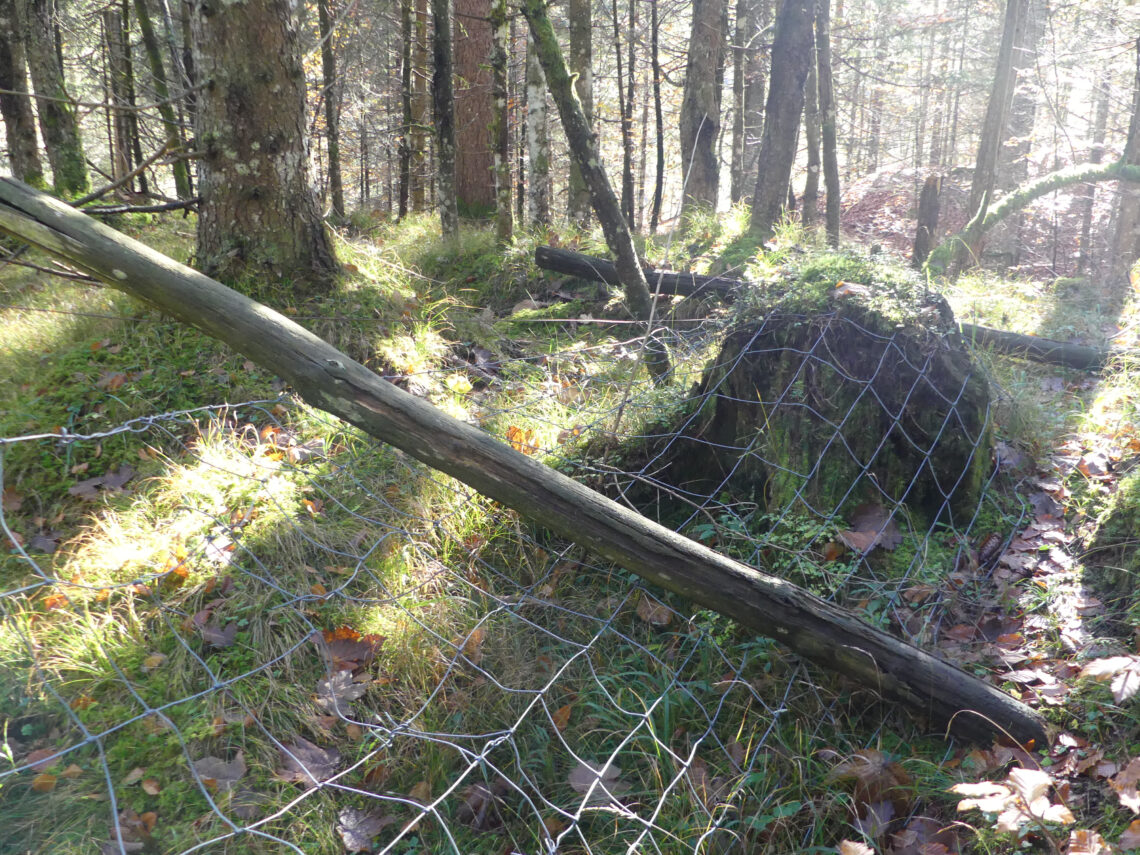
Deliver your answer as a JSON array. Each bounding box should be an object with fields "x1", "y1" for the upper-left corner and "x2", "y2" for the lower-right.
[{"x1": 1086, "y1": 469, "x2": 1140, "y2": 615}]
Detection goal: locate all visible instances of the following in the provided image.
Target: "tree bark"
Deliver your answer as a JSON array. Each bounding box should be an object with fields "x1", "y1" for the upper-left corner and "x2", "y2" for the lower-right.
[
  {"x1": 317, "y1": 0, "x2": 344, "y2": 219},
  {"x1": 0, "y1": 0, "x2": 44, "y2": 186},
  {"x1": 190, "y1": 0, "x2": 338, "y2": 291},
  {"x1": 0, "y1": 175, "x2": 1049, "y2": 748},
  {"x1": 490, "y1": 0, "x2": 511, "y2": 242},
  {"x1": 912, "y1": 173, "x2": 941, "y2": 269},
  {"x1": 103, "y1": 9, "x2": 132, "y2": 184},
  {"x1": 525, "y1": 33, "x2": 550, "y2": 227},
  {"x1": 609, "y1": 0, "x2": 635, "y2": 226},
  {"x1": 19, "y1": 0, "x2": 88, "y2": 195},
  {"x1": 454, "y1": 0, "x2": 494, "y2": 215},
  {"x1": 648, "y1": 0, "x2": 664, "y2": 233},
  {"x1": 679, "y1": 0, "x2": 728, "y2": 222},
  {"x1": 817, "y1": 0, "x2": 839, "y2": 247},
  {"x1": 522, "y1": 0, "x2": 670, "y2": 383},
  {"x1": 398, "y1": 0, "x2": 414, "y2": 218},
  {"x1": 801, "y1": 27, "x2": 820, "y2": 228},
  {"x1": 748, "y1": 0, "x2": 813, "y2": 242},
  {"x1": 432, "y1": 0, "x2": 459, "y2": 238},
  {"x1": 952, "y1": 0, "x2": 1024, "y2": 273},
  {"x1": 730, "y1": 0, "x2": 767, "y2": 204},
  {"x1": 1111, "y1": 38, "x2": 1140, "y2": 286},
  {"x1": 566, "y1": 0, "x2": 593, "y2": 225},
  {"x1": 1078, "y1": 73, "x2": 1110, "y2": 274}
]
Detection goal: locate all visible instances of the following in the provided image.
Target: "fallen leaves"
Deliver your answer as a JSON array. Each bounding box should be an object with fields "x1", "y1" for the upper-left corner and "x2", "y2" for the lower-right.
[
  {"x1": 311, "y1": 627, "x2": 385, "y2": 672},
  {"x1": 1111, "y1": 758, "x2": 1140, "y2": 814},
  {"x1": 568, "y1": 760, "x2": 631, "y2": 806},
  {"x1": 1080, "y1": 655, "x2": 1140, "y2": 704},
  {"x1": 276, "y1": 737, "x2": 340, "y2": 788},
  {"x1": 337, "y1": 806, "x2": 395, "y2": 851},
  {"x1": 316, "y1": 671, "x2": 369, "y2": 712},
  {"x1": 836, "y1": 503, "x2": 903, "y2": 553},
  {"x1": 951, "y1": 767, "x2": 1074, "y2": 833},
  {"x1": 193, "y1": 752, "x2": 247, "y2": 793},
  {"x1": 68, "y1": 465, "x2": 135, "y2": 499}
]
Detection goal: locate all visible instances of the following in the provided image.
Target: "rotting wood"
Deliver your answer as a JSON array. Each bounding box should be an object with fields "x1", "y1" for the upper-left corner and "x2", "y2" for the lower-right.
[
  {"x1": 537, "y1": 244, "x2": 1117, "y2": 371},
  {"x1": 0, "y1": 176, "x2": 1048, "y2": 746}
]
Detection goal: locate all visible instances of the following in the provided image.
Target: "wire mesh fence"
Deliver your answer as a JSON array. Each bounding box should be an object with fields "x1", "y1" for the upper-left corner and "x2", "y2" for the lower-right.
[{"x1": 0, "y1": 284, "x2": 1034, "y2": 854}]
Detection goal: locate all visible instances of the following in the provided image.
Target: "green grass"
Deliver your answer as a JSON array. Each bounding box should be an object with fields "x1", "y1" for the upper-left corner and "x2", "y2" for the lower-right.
[{"x1": 3, "y1": 212, "x2": 1140, "y2": 854}]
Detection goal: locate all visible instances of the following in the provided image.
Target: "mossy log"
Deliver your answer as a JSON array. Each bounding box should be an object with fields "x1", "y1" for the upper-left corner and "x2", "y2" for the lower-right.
[
  {"x1": 1085, "y1": 468, "x2": 1140, "y2": 615},
  {"x1": 0, "y1": 176, "x2": 1048, "y2": 745},
  {"x1": 636, "y1": 303, "x2": 992, "y2": 522}
]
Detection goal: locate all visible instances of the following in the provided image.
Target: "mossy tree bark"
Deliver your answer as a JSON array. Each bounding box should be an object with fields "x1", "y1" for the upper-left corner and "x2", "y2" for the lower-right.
[
  {"x1": 19, "y1": 0, "x2": 88, "y2": 196},
  {"x1": 490, "y1": 0, "x2": 512, "y2": 243},
  {"x1": 522, "y1": 0, "x2": 670, "y2": 383},
  {"x1": 524, "y1": 32, "x2": 550, "y2": 227},
  {"x1": 317, "y1": 0, "x2": 345, "y2": 219},
  {"x1": 0, "y1": 0, "x2": 45, "y2": 187},
  {"x1": 191, "y1": 0, "x2": 338, "y2": 292},
  {"x1": 729, "y1": 0, "x2": 768, "y2": 205},
  {"x1": 816, "y1": 0, "x2": 840, "y2": 247},
  {"x1": 748, "y1": 0, "x2": 813, "y2": 242},
  {"x1": 678, "y1": 0, "x2": 728, "y2": 223},
  {"x1": 566, "y1": 0, "x2": 592, "y2": 224}
]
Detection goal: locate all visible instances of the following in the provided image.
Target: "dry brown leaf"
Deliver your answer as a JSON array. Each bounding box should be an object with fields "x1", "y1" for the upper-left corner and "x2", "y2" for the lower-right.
[
  {"x1": 123, "y1": 767, "x2": 146, "y2": 786},
  {"x1": 1113, "y1": 758, "x2": 1140, "y2": 814},
  {"x1": 276, "y1": 738, "x2": 339, "y2": 789},
  {"x1": 316, "y1": 672, "x2": 368, "y2": 712},
  {"x1": 408, "y1": 780, "x2": 432, "y2": 804},
  {"x1": 193, "y1": 752, "x2": 246, "y2": 793},
  {"x1": 838, "y1": 841, "x2": 875, "y2": 855},
  {"x1": 568, "y1": 760, "x2": 631, "y2": 805},
  {"x1": 635, "y1": 595, "x2": 672, "y2": 627},
  {"x1": 200, "y1": 620, "x2": 237, "y2": 648},
  {"x1": 1080, "y1": 655, "x2": 1140, "y2": 703},
  {"x1": 336, "y1": 806, "x2": 395, "y2": 852},
  {"x1": 141, "y1": 778, "x2": 161, "y2": 796},
  {"x1": 1119, "y1": 820, "x2": 1140, "y2": 851},
  {"x1": 310, "y1": 627, "x2": 385, "y2": 672},
  {"x1": 551, "y1": 704, "x2": 572, "y2": 732},
  {"x1": 837, "y1": 503, "x2": 903, "y2": 553},
  {"x1": 31, "y1": 772, "x2": 56, "y2": 792},
  {"x1": 1069, "y1": 829, "x2": 1113, "y2": 854}
]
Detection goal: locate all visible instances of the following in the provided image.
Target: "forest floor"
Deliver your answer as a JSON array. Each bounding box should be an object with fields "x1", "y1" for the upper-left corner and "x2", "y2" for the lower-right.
[{"x1": 1, "y1": 207, "x2": 1140, "y2": 855}]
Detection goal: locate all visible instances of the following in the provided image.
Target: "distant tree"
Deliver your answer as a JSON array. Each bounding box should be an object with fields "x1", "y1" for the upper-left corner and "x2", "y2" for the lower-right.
[
  {"x1": 730, "y1": 0, "x2": 768, "y2": 204},
  {"x1": 678, "y1": 0, "x2": 728, "y2": 222},
  {"x1": 0, "y1": 0, "x2": 44, "y2": 186},
  {"x1": 952, "y1": 0, "x2": 1024, "y2": 273},
  {"x1": 801, "y1": 25, "x2": 820, "y2": 228},
  {"x1": 748, "y1": 0, "x2": 813, "y2": 241},
  {"x1": 18, "y1": 0, "x2": 88, "y2": 195},
  {"x1": 490, "y1": 0, "x2": 511, "y2": 242},
  {"x1": 816, "y1": 0, "x2": 839, "y2": 247},
  {"x1": 134, "y1": 0, "x2": 191, "y2": 198},
  {"x1": 191, "y1": 0, "x2": 338, "y2": 291},
  {"x1": 525, "y1": 32, "x2": 550, "y2": 227}
]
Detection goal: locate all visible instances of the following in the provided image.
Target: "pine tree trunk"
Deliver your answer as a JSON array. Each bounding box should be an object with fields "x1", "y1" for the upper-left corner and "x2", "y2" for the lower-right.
[
  {"x1": 318, "y1": 0, "x2": 344, "y2": 219},
  {"x1": 953, "y1": 0, "x2": 1023, "y2": 272},
  {"x1": 1111, "y1": 38, "x2": 1140, "y2": 285},
  {"x1": 410, "y1": 0, "x2": 429, "y2": 210},
  {"x1": 490, "y1": 0, "x2": 512, "y2": 242},
  {"x1": 679, "y1": 0, "x2": 728, "y2": 222},
  {"x1": 817, "y1": 0, "x2": 839, "y2": 246},
  {"x1": 454, "y1": 0, "x2": 494, "y2": 215},
  {"x1": 103, "y1": 9, "x2": 132, "y2": 183},
  {"x1": 399, "y1": 0, "x2": 413, "y2": 218},
  {"x1": 0, "y1": 0, "x2": 44, "y2": 186},
  {"x1": 649, "y1": 0, "x2": 664, "y2": 233},
  {"x1": 748, "y1": 0, "x2": 813, "y2": 241},
  {"x1": 191, "y1": 0, "x2": 338, "y2": 291},
  {"x1": 522, "y1": 0, "x2": 670, "y2": 383},
  {"x1": 609, "y1": 0, "x2": 634, "y2": 226},
  {"x1": 525, "y1": 32, "x2": 550, "y2": 227},
  {"x1": 431, "y1": 0, "x2": 459, "y2": 238},
  {"x1": 730, "y1": 0, "x2": 768, "y2": 204},
  {"x1": 566, "y1": 0, "x2": 592, "y2": 224},
  {"x1": 19, "y1": 0, "x2": 88, "y2": 195}
]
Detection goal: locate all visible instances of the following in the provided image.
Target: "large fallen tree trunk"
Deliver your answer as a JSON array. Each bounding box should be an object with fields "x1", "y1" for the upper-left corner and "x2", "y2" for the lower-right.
[
  {"x1": 539, "y1": 244, "x2": 1114, "y2": 371},
  {"x1": 0, "y1": 177, "x2": 1046, "y2": 746}
]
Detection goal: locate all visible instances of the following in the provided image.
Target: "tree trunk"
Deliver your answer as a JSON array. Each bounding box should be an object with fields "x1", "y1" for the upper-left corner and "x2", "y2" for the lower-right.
[
  {"x1": 1111, "y1": 38, "x2": 1140, "y2": 286},
  {"x1": 1078, "y1": 73, "x2": 1110, "y2": 274},
  {"x1": 121, "y1": 0, "x2": 148, "y2": 197},
  {"x1": 0, "y1": 0, "x2": 44, "y2": 186},
  {"x1": 490, "y1": 0, "x2": 511, "y2": 242},
  {"x1": 0, "y1": 175, "x2": 1049, "y2": 749},
  {"x1": 535, "y1": 244, "x2": 738, "y2": 299},
  {"x1": 19, "y1": 0, "x2": 88, "y2": 195},
  {"x1": 648, "y1": 0, "x2": 664, "y2": 233},
  {"x1": 816, "y1": 0, "x2": 839, "y2": 247},
  {"x1": 317, "y1": 0, "x2": 344, "y2": 219},
  {"x1": 801, "y1": 28, "x2": 820, "y2": 228},
  {"x1": 431, "y1": 0, "x2": 459, "y2": 238},
  {"x1": 609, "y1": 0, "x2": 634, "y2": 226},
  {"x1": 730, "y1": 0, "x2": 767, "y2": 204},
  {"x1": 748, "y1": 0, "x2": 813, "y2": 242},
  {"x1": 913, "y1": 173, "x2": 941, "y2": 268},
  {"x1": 679, "y1": 0, "x2": 728, "y2": 222},
  {"x1": 454, "y1": 0, "x2": 494, "y2": 215},
  {"x1": 103, "y1": 10, "x2": 131, "y2": 184},
  {"x1": 399, "y1": 0, "x2": 413, "y2": 218},
  {"x1": 135, "y1": 0, "x2": 191, "y2": 199},
  {"x1": 522, "y1": 0, "x2": 670, "y2": 383},
  {"x1": 410, "y1": 0, "x2": 429, "y2": 210},
  {"x1": 191, "y1": 0, "x2": 338, "y2": 291},
  {"x1": 525, "y1": 32, "x2": 550, "y2": 227},
  {"x1": 566, "y1": 0, "x2": 593, "y2": 225},
  {"x1": 952, "y1": 0, "x2": 1024, "y2": 273}
]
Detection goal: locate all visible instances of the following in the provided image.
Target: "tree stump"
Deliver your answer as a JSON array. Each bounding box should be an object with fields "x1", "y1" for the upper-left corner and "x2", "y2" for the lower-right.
[{"x1": 639, "y1": 296, "x2": 992, "y2": 522}]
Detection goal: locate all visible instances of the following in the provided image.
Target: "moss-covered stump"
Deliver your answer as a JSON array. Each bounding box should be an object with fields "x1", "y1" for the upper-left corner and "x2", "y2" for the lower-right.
[
  {"x1": 646, "y1": 295, "x2": 992, "y2": 521},
  {"x1": 1085, "y1": 469, "x2": 1140, "y2": 615}
]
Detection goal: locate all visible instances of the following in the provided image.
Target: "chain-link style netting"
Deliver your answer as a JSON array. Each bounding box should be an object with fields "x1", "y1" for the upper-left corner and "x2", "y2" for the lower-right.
[{"x1": 1, "y1": 293, "x2": 1032, "y2": 854}]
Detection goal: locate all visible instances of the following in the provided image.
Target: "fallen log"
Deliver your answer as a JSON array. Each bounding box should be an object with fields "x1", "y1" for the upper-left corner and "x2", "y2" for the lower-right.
[
  {"x1": 0, "y1": 177, "x2": 1047, "y2": 746},
  {"x1": 959, "y1": 322, "x2": 1108, "y2": 371},
  {"x1": 535, "y1": 244, "x2": 740, "y2": 300},
  {"x1": 540, "y1": 244, "x2": 1114, "y2": 372}
]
